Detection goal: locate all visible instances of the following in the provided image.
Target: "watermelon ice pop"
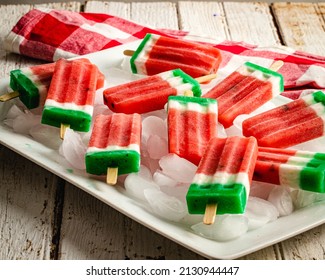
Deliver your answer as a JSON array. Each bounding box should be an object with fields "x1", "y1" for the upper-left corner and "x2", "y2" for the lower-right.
[
  {"x1": 103, "y1": 69, "x2": 202, "y2": 114},
  {"x1": 85, "y1": 113, "x2": 141, "y2": 184},
  {"x1": 0, "y1": 59, "x2": 104, "y2": 110},
  {"x1": 254, "y1": 147, "x2": 325, "y2": 193},
  {"x1": 186, "y1": 136, "x2": 258, "y2": 224},
  {"x1": 204, "y1": 61, "x2": 284, "y2": 128},
  {"x1": 242, "y1": 91, "x2": 325, "y2": 148},
  {"x1": 1, "y1": 62, "x2": 56, "y2": 109},
  {"x1": 167, "y1": 95, "x2": 218, "y2": 165},
  {"x1": 128, "y1": 33, "x2": 222, "y2": 78},
  {"x1": 41, "y1": 58, "x2": 101, "y2": 135}
]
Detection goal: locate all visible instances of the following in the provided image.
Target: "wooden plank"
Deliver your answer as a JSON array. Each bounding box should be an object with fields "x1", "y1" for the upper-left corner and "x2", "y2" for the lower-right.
[
  {"x1": 0, "y1": 146, "x2": 59, "y2": 259},
  {"x1": 178, "y1": 1, "x2": 230, "y2": 39},
  {"x1": 34, "y1": 2, "x2": 81, "y2": 10},
  {"x1": 318, "y1": 2, "x2": 325, "y2": 22},
  {"x1": 84, "y1": 1, "x2": 130, "y2": 19},
  {"x1": 130, "y1": 2, "x2": 178, "y2": 29},
  {"x1": 279, "y1": 226, "x2": 325, "y2": 260},
  {"x1": 239, "y1": 245, "x2": 279, "y2": 260},
  {"x1": 178, "y1": 1, "x2": 280, "y2": 46},
  {"x1": 85, "y1": 1, "x2": 178, "y2": 29},
  {"x1": 123, "y1": 217, "x2": 204, "y2": 260},
  {"x1": 0, "y1": 2, "x2": 80, "y2": 260},
  {"x1": 223, "y1": 2, "x2": 281, "y2": 46},
  {"x1": 272, "y1": 2, "x2": 325, "y2": 56},
  {"x1": 58, "y1": 184, "x2": 126, "y2": 260}
]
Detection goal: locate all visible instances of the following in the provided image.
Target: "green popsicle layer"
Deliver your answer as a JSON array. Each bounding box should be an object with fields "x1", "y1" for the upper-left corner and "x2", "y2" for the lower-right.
[
  {"x1": 130, "y1": 33, "x2": 152, "y2": 74},
  {"x1": 244, "y1": 62, "x2": 284, "y2": 92},
  {"x1": 10, "y1": 69, "x2": 40, "y2": 109},
  {"x1": 85, "y1": 150, "x2": 140, "y2": 175},
  {"x1": 186, "y1": 183, "x2": 247, "y2": 215},
  {"x1": 41, "y1": 106, "x2": 92, "y2": 132}
]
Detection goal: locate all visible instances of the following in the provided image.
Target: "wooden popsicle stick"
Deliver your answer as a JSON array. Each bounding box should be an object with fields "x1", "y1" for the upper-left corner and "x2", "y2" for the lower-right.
[
  {"x1": 269, "y1": 60, "x2": 284, "y2": 72},
  {"x1": 106, "y1": 167, "x2": 118, "y2": 185},
  {"x1": 60, "y1": 123, "x2": 70, "y2": 140},
  {"x1": 203, "y1": 203, "x2": 217, "y2": 225},
  {"x1": 123, "y1": 49, "x2": 135, "y2": 56},
  {"x1": 184, "y1": 90, "x2": 194, "y2": 97},
  {"x1": 195, "y1": 73, "x2": 217, "y2": 84},
  {"x1": 0, "y1": 91, "x2": 19, "y2": 102}
]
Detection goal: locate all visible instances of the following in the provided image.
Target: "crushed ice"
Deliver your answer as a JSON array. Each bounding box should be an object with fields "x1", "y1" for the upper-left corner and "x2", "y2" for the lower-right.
[
  {"x1": 267, "y1": 186, "x2": 294, "y2": 216},
  {"x1": 30, "y1": 124, "x2": 62, "y2": 150},
  {"x1": 124, "y1": 169, "x2": 160, "y2": 201},
  {"x1": 144, "y1": 188, "x2": 188, "y2": 222},
  {"x1": 244, "y1": 197, "x2": 279, "y2": 230},
  {"x1": 191, "y1": 215, "x2": 248, "y2": 241},
  {"x1": 59, "y1": 128, "x2": 87, "y2": 170},
  {"x1": 159, "y1": 154, "x2": 197, "y2": 183}
]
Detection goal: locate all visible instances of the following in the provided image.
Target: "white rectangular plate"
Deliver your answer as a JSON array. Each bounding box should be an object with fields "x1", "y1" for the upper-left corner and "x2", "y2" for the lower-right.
[{"x1": 1, "y1": 41, "x2": 325, "y2": 259}]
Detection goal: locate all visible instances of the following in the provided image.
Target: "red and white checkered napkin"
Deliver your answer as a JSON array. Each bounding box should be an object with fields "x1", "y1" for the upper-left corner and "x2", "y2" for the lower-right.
[{"x1": 4, "y1": 8, "x2": 325, "y2": 99}]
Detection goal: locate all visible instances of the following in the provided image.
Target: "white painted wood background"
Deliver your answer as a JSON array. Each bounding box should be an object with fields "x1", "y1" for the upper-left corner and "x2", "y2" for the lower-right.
[{"x1": 0, "y1": 1, "x2": 325, "y2": 260}]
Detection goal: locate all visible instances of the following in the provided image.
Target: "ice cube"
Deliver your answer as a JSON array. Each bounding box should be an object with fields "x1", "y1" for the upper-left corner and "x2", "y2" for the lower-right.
[
  {"x1": 142, "y1": 109, "x2": 167, "y2": 120},
  {"x1": 291, "y1": 189, "x2": 319, "y2": 209},
  {"x1": 153, "y1": 170, "x2": 178, "y2": 188},
  {"x1": 191, "y1": 215, "x2": 248, "y2": 241},
  {"x1": 81, "y1": 130, "x2": 92, "y2": 147},
  {"x1": 5, "y1": 104, "x2": 24, "y2": 119},
  {"x1": 250, "y1": 181, "x2": 276, "y2": 200},
  {"x1": 147, "y1": 135, "x2": 168, "y2": 159},
  {"x1": 267, "y1": 186, "x2": 294, "y2": 216},
  {"x1": 159, "y1": 154, "x2": 197, "y2": 183},
  {"x1": 315, "y1": 193, "x2": 325, "y2": 202},
  {"x1": 138, "y1": 165, "x2": 153, "y2": 180},
  {"x1": 141, "y1": 155, "x2": 160, "y2": 175},
  {"x1": 0, "y1": 99, "x2": 16, "y2": 121},
  {"x1": 124, "y1": 172, "x2": 160, "y2": 201},
  {"x1": 179, "y1": 214, "x2": 204, "y2": 226},
  {"x1": 244, "y1": 197, "x2": 279, "y2": 230},
  {"x1": 0, "y1": 49, "x2": 6, "y2": 58},
  {"x1": 59, "y1": 128, "x2": 87, "y2": 170},
  {"x1": 29, "y1": 124, "x2": 61, "y2": 150},
  {"x1": 3, "y1": 118, "x2": 13, "y2": 128},
  {"x1": 160, "y1": 183, "x2": 189, "y2": 204},
  {"x1": 93, "y1": 104, "x2": 112, "y2": 118},
  {"x1": 144, "y1": 188, "x2": 187, "y2": 222},
  {"x1": 12, "y1": 112, "x2": 41, "y2": 135},
  {"x1": 142, "y1": 116, "x2": 168, "y2": 143}
]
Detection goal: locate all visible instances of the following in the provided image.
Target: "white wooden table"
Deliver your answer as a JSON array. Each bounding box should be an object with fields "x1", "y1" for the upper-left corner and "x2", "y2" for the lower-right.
[{"x1": 1, "y1": 1, "x2": 325, "y2": 260}]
